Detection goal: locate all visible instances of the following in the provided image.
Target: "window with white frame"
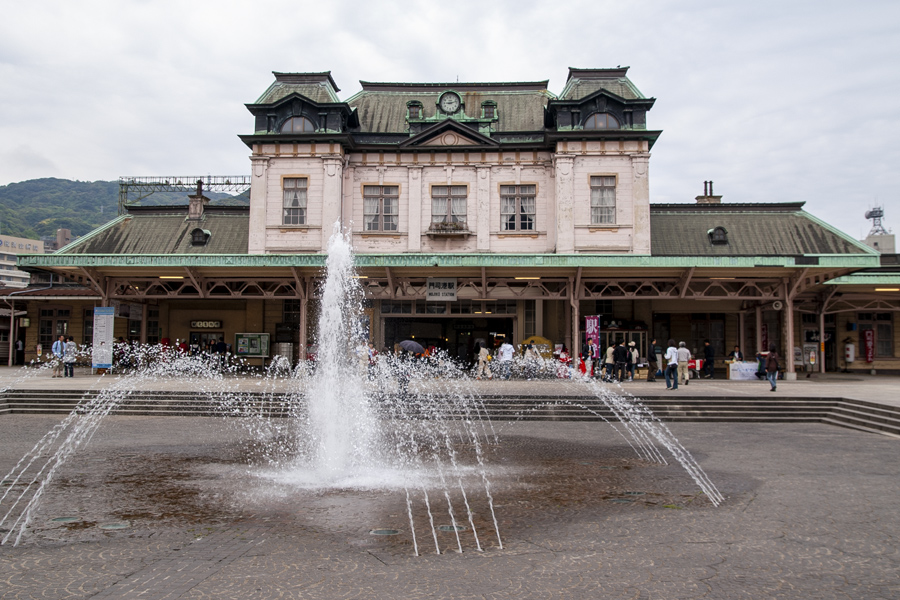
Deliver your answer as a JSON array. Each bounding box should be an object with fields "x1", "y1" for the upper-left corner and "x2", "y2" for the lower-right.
[
  {"x1": 363, "y1": 185, "x2": 399, "y2": 231},
  {"x1": 500, "y1": 185, "x2": 536, "y2": 231},
  {"x1": 431, "y1": 185, "x2": 467, "y2": 228},
  {"x1": 282, "y1": 178, "x2": 308, "y2": 225},
  {"x1": 590, "y1": 176, "x2": 616, "y2": 224}
]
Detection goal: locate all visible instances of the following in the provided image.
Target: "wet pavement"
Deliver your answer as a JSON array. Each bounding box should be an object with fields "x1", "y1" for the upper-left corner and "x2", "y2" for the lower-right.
[{"x1": 1, "y1": 412, "x2": 898, "y2": 599}]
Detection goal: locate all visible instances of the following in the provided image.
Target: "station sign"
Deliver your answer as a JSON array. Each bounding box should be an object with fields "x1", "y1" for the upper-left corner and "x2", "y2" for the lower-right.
[
  {"x1": 191, "y1": 320, "x2": 222, "y2": 329},
  {"x1": 426, "y1": 278, "x2": 457, "y2": 301}
]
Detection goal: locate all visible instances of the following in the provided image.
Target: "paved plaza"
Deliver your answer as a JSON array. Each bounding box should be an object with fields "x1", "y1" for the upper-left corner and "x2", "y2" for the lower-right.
[{"x1": 1, "y1": 371, "x2": 899, "y2": 599}]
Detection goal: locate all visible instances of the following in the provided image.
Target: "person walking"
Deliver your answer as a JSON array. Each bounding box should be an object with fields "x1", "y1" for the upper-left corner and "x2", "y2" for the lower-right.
[
  {"x1": 664, "y1": 339, "x2": 679, "y2": 390},
  {"x1": 766, "y1": 343, "x2": 780, "y2": 391},
  {"x1": 604, "y1": 343, "x2": 615, "y2": 381},
  {"x1": 646, "y1": 338, "x2": 659, "y2": 382},
  {"x1": 677, "y1": 341, "x2": 692, "y2": 386},
  {"x1": 51, "y1": 334, "x2": 65, "y2": 377},
  {"x1": 474, "y1": 343, "x2": 492, "y2": 380},
  {"x1": 498, "y1": 340, "x2": 514, "y2": 380},
  {"x1": 612, "y1": 340, "x2": 629, "y2": 382},
  {"x1": 63, "y1": 336, "x2": 77, "y2": 377},
  {"x1": 523, "y1": 343, "x2": 539, "y2": 380},
  {"x1": 703, "y1": 340, "x2": 715, "y2": 378},
  {"x1": 14, "y1": 338, "x2": 24, "y2": 366},
  {"x1": 627, "y1": 341, "x2": 638, "y2": 382},
  {"x1": 583, "y1": 337, "x2": 596, "y2": 378}
]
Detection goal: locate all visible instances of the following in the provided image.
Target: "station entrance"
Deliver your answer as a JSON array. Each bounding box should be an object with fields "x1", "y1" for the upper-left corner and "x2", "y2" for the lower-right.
[{"x1": 382, "y1": 317, "x2": 514, "y2": 366}]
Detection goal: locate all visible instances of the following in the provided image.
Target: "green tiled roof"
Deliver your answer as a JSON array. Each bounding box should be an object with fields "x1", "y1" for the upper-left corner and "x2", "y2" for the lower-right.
[
  {"x1": 255, "y1": 72, "x2": 341, "y2": 105},
  {"x1": 559, "y1": 67, "x2": 646, "y2": 101},
  {"x1": 61, "y1": 207, "x2": 249, "y2": 255},
  {"x1": 650, "y1": 204, "x2": 876, "y2": 257},
  {"x1": 346, "y1": 82, "x2": 554, "y2": 133}
]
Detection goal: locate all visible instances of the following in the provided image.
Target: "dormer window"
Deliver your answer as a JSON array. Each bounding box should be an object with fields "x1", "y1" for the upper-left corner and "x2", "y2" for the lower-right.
[
  {"x1": 708, "y1": 227, "x2": 728, "y2": 245},
  {"x1": 190, "y1": 228, "x2": 211, "y2": 246},
  {"x1": 584, "y1": 112, "x2": 620, "y2": 130},
  {"x1": 280, "y1": 116, "x2": 316, "y2": 133},
  {"x1": 481, "y1": 101, "x2": 497, "y2": 119},
  {"x1": 407, "y1": 101, "x2": 423, "y2": 120}
]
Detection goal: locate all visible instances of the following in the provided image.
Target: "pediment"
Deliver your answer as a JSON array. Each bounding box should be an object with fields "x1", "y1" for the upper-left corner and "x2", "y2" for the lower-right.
[{"x1": 399, "y1": 119, "x2": 499, "y2": 148}]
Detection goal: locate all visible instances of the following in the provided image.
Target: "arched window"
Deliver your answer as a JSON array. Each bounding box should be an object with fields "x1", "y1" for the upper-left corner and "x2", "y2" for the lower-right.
[
  {"x1": 279, "y1": 116, "x2": 316, "y2": 133},
  {"x1": 708, "y1": 227, "x2": 728, "y2": 245},
  {"x1": 190, "y1": 228, "x2": 211, "y2": 246},
  {"x1": 583, "y1": 112, "x2": 620, "y2": 130}
]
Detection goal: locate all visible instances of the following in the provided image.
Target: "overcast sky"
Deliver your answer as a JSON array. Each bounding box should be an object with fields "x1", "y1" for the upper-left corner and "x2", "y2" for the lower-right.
[{"x1": 1, "y1": 0, "x2": 897, "y2": 239}]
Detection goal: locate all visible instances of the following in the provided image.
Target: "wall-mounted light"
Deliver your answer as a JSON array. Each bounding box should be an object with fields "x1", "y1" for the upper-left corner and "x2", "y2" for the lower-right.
[
  {"x1": 875, "y1": 288, "x2": 899, "y2": 292},
  {"x1": 159, "y1": 276, "x2": 184, "y2": 280}
]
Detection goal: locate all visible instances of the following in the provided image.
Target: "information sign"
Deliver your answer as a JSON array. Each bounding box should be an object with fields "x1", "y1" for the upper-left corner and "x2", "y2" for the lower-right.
[{"x1": 92, "y1": 307, "x2": 115, "y2": 369}]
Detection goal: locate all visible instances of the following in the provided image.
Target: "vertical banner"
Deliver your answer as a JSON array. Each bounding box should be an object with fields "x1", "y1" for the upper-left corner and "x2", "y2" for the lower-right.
[
  {"x1": 761, "y1": 324, "x2": 768, "y2": 352},
  {"x1": 92, "y1": 307, "x2": 115, "y2": 369},
  {"x1": 864, "y1": 329, "x2": 875, "y2": 363},
  {"x1": 584, "y1": 315, "x2": 600, "y2": 358}
]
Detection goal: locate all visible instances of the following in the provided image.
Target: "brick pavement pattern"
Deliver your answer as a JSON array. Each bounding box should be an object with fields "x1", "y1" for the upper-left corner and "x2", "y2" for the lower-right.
[{"x1": 1, "y1": 413, "x2": 899, "y2": 599}]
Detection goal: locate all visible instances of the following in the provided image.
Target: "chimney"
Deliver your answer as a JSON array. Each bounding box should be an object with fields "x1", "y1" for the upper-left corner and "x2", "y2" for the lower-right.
[
  {"x1": 696, "y1": 180, "x2": 722, "y2": 204},
  {"x1": 188, "y1": 179, "x2": 210, "y2": 220}
]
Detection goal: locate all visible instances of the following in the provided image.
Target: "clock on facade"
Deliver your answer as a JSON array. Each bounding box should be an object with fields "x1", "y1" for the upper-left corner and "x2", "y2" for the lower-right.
[{"x1": 439, "y1": 91, "x2": 461, "y2": 114}]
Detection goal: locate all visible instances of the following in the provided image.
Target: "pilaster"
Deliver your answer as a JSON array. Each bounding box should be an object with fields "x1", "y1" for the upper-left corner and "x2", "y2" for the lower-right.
[
  {"x1": 632, "y1": 153, "x2": 651, "y2": 254},
  {"x1": 248, "y1": 156, "x2": 270, "y2": 254},
  {"x1": 321, "y1": 156, "x2": 344, "y2": 249},
  {"x1": 408, "y1": 166, "x2": 423, "y2": 252},
  {"x1": 476, "y1": 166, "x2": 491, "y2": 251},
  {"x1": 555, "y1": 155, "x2": 575, "y2": 253}
]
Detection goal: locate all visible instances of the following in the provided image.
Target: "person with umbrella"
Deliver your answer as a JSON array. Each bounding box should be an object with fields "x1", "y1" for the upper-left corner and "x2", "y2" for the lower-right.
[{"x1": 395, "y1": 340, "x2": 423, "y2": 397}]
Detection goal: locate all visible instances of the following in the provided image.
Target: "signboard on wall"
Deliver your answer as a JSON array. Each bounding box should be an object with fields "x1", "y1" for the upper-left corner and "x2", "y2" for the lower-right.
[
  {"x1": 426, "y1": 278, "x2": 457, "y2": 301},
  {"x1": 235, "y1": 333, "x2": 270, "y2": 358},
  {"x1": 92, "y1": 307, "x2": 115, "y2": 369},
  {"x1": 584, "y1": 315, "x2": 600, "y2": 358},
  {"x1": 863, "y1": 329, "x2": 875, "y2": 363}
]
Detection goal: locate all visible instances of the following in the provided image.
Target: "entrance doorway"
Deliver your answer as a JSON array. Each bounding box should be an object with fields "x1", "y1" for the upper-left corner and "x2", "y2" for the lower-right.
[
  {"x1": 383, "y1": 317, "x2": 514, "y2": 366},
  {"x1": 190, "y1": 331, "x2": 223, "y2": 354}
]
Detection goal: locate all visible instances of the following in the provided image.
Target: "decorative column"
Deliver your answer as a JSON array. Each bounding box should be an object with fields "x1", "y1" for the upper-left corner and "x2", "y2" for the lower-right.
[
  {"x1": 755, "y1": 305, "x2": 763, "y2": 353},
  {"x1": 321, "y1": 156, "x2": 344, "y2": 248},
  {"x1": 819, "y1": 306, "x2": 827, "y2": 374},
  {"x1": 476, "y1": 166, "x2": 491, "y2": 251},
  {"x1": 248, "y1": 156, "x2": 270, "y2": 254},
  {"x1": 554, "y1": 154, "x2": 575, "y2": 253},
  {"x1": 408, "y1": 166, "x2": 423, "y2": 252},
  {"x1": 783, "y1": 281, "x2": 795, "y2": 374},
  {"x1": 631, "y1": 153, "x2": 651, "y2": 254}
]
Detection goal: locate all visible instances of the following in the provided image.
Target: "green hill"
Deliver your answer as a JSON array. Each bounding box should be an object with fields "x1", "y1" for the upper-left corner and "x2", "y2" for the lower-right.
[{"x1": 0, "y1": 178, "x2": 249, "y2": 239}]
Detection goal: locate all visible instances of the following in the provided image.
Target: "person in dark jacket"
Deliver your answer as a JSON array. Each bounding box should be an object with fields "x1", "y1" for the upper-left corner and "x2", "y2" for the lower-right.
[
  {"x1": 646, "y1": 338, "x2": 659, "y2": 382},
  {"x1": 703, "y1": 340, "x2": 715, "y2": 378},
  {"x1": 766, "y1": 343, "x2": 780, "y2": 391},
  {"x1": 612, "y1": 340, "x2": 629, "y2": 382}
]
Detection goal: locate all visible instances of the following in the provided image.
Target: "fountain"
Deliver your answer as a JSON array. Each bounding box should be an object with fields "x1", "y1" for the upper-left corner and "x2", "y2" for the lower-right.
[{"x1": 0, "y1": 224, "x2": 721, "y2": 552}]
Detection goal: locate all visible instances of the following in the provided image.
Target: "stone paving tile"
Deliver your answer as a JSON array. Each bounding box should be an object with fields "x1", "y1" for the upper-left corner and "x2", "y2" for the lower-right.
[{"x1": 0, "y1": 416, "x2": 898, "y2": 599}]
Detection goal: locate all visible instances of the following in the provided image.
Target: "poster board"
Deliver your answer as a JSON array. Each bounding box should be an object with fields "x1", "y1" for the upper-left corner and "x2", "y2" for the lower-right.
[
  {"x1": 92, "y1": 307, "x2": 115, "y2": 368},
  {"x1": 235, "y1": 333, "x2": 270, "y2": 357}
]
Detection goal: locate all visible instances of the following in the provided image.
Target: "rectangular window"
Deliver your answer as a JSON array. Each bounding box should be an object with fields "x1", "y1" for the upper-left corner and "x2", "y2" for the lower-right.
[
  {"x1": 363, "y1": 185, "x2": 399, "y2": 231},
  {"x1": 859, "y1": 313, "x2": 894, "y2": 358},
  {"x1": 431, "y1": 185, "x2": 467, "y2": 228},
  {"x1": 500, "y1": 185, "x2": 536, "y2": 231},
  {"x1": 282, "y1": 178, "x2": 308, "y2": 225},
  {"x1": 590, "y1": 176, "x2": 616, "y2": 224}
]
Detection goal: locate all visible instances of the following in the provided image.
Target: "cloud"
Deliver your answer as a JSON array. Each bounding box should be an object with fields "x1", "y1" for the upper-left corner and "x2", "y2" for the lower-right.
[{"x1": 0, "y1": 0, "x2": 898, "y2": 236}]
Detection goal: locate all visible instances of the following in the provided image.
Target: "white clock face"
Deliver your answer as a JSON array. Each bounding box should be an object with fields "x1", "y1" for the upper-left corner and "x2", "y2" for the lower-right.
[{"x1": 440, "y1": 93, "x2": 460, "y2": 114}]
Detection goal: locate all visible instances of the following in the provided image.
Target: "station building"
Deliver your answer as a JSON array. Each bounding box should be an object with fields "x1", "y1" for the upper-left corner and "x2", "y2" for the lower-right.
[{"x1": 9, "y1": 68, "x2": 900, "y2": 374}]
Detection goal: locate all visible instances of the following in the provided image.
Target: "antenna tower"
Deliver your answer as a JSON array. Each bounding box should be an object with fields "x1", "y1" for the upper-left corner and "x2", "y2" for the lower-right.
[{"x1": 864, "y1": 206, "x2": 889, "y2": 236}]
